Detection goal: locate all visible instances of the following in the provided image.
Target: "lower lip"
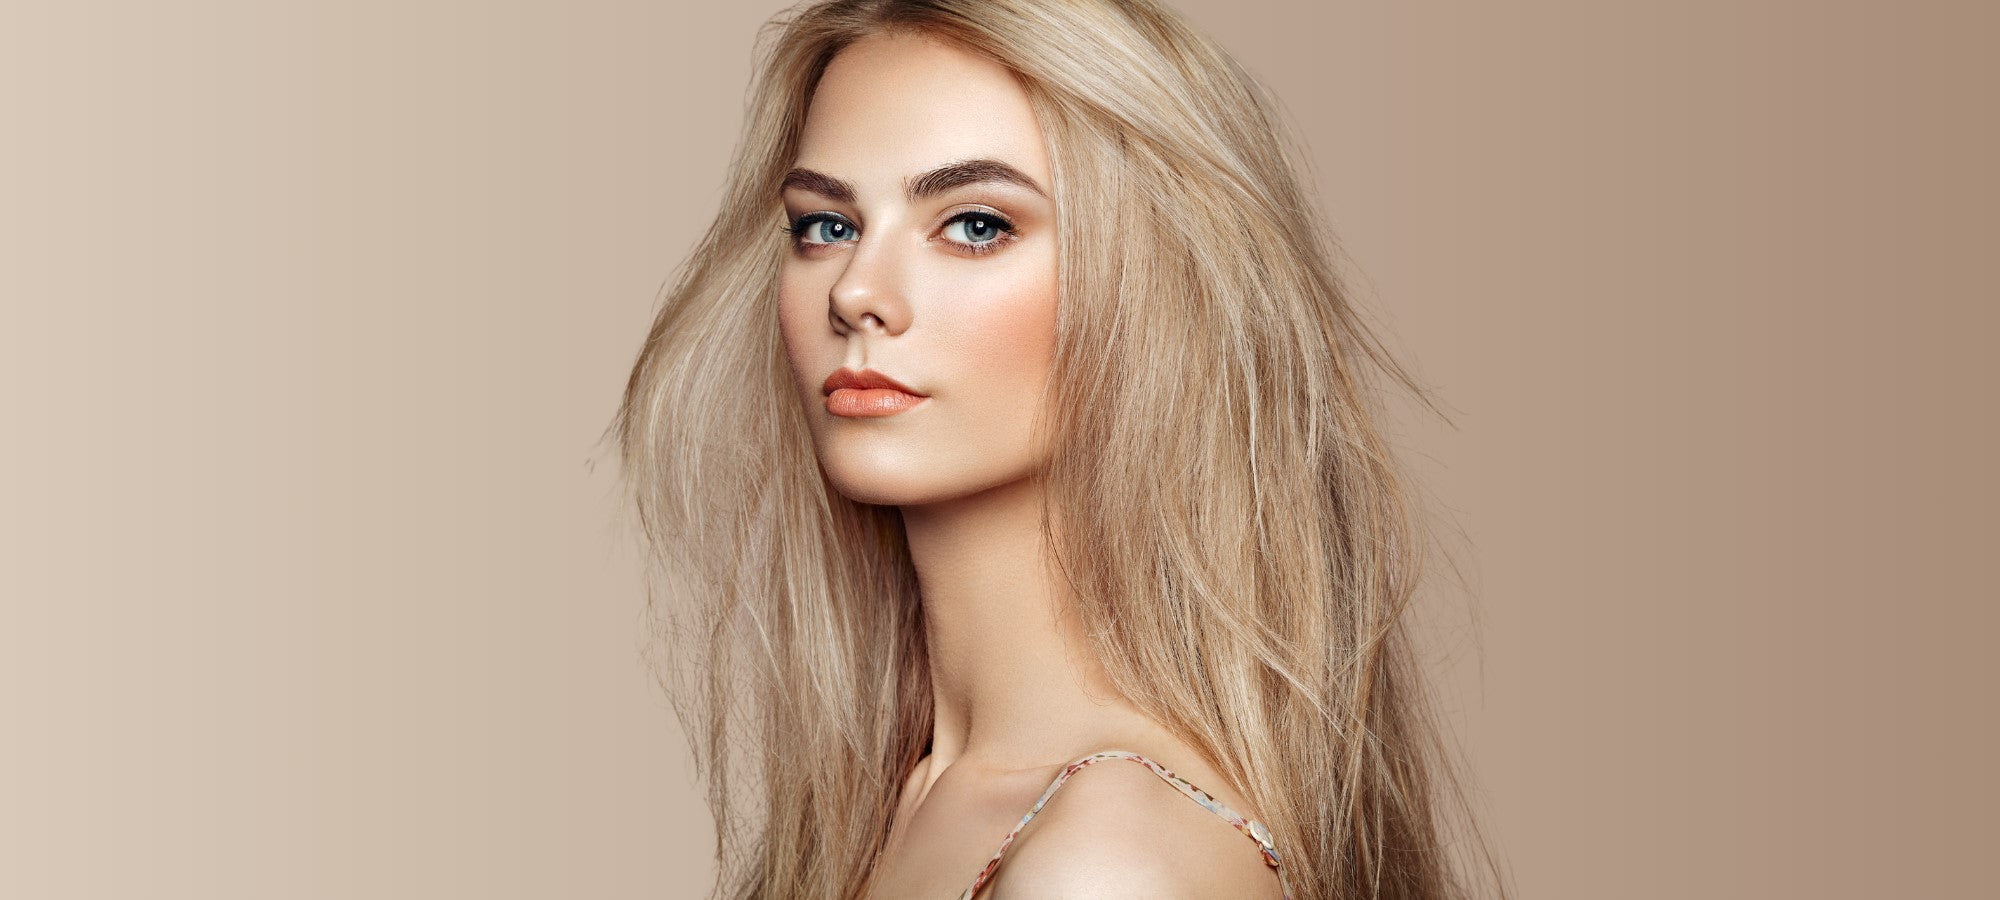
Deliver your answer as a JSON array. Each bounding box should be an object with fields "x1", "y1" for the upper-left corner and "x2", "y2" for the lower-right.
[{"x1": 826, "y1": 387, "x2": 928, "y2": 417}]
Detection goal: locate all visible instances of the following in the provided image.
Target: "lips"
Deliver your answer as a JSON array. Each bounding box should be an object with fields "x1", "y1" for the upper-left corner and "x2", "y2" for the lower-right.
[{"x1": 822, "y1": 367, "x2": 928, "y2": 417}]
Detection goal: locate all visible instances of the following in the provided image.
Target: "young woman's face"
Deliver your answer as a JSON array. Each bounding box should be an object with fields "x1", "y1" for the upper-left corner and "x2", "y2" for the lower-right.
[{"x1": 778, "y1": 32, "x2": 1060, "y2": 507}]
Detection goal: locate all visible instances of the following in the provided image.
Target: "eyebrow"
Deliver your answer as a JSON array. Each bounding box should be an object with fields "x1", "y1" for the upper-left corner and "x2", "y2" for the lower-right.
[{"x1": 781, "y1": 158, "x2": 1048, "y2": 205}]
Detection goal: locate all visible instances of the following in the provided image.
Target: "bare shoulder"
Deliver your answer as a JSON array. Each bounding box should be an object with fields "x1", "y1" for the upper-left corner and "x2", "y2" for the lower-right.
[{"x1": 986, "y1": 754, "x2": 1284, "y2": 899}]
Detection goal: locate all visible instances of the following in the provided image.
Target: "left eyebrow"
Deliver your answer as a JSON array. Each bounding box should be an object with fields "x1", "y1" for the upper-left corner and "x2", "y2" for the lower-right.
[
  {"x1": 907, "y1": 158, "x2": 1047, "y2": 201},
  {"x1": 781, "y1": 157, "x2": 1049, "y2": 205}
]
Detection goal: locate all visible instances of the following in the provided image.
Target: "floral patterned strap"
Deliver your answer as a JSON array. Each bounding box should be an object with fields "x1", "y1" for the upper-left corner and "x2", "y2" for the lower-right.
[{"x1": 956, "y1": 749, "x2": 1287, "y2": 899}]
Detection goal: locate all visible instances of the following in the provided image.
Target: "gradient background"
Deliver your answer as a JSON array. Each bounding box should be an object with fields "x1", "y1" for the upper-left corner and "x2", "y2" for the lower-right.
[{"x1": 3, "y1": 1, "x2": 1994, "y2": 897}]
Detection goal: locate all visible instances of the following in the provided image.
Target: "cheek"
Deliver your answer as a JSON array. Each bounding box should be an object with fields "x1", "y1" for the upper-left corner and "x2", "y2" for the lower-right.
[
  {"x1": 937, "y1": 258, "x2": 1059, "y2": 477},
  {"x1": 775, "y1": 270, "x2": 825, "y2": 387},
  {"x1": 934, "y1": 258, "x2": 1059, "y2": 393}
]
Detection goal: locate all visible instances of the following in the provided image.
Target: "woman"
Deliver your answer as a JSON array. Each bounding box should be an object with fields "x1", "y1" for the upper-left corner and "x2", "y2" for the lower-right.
[{"x1": 609, "y1": 1, "x2": 1503, "y2": 897}]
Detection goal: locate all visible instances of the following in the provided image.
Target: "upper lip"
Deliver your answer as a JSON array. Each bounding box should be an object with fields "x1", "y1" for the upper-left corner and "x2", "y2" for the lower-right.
[{"x1": 822, "y1": 367, "x2": 927, "y2": 397}]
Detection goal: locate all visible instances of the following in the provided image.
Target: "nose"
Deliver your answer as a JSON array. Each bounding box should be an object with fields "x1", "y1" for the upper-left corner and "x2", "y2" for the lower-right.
[{"x1": 826, "y1": 233, "x2": 912, "y2": 337}]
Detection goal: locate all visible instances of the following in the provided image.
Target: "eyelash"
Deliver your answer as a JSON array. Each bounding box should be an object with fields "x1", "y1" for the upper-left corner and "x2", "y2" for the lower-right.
[{"x1": 778, "y1": 210, "x2": 1021, "y2": 256}]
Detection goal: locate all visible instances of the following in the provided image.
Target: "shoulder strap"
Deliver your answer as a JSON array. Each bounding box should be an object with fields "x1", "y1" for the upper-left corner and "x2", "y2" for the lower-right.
[{"x1": 957, "y1": 750, "x2": 1284, "y2": 900}]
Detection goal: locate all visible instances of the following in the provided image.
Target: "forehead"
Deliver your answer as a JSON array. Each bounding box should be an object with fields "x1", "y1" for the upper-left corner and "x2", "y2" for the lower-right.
[{"x1": 795, "y1": 32, "x2": 1050, "y2": 190}]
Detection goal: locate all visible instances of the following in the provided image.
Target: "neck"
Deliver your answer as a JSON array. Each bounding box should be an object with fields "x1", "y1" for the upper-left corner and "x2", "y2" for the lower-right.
[{"x1": 900, "y1": 475, "x2": 1153, "y2": 779}]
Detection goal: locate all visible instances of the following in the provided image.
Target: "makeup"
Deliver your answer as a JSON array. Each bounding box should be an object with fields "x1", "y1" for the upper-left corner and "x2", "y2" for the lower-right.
[
  {"x1": 826, "y1": 388, "x2": 927, "y2": 417},
  {"x1": 823, "y1": 367, "x2": 929, "y2": 418}
]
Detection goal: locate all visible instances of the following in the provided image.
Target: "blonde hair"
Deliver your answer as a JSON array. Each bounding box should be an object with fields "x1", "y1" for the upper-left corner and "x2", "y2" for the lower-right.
[{"x1": 605, "y1": 1, "x2": 1505, "y2": 896}]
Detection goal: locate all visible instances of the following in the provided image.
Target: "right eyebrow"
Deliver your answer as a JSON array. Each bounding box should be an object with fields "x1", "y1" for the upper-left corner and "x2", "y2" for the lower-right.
[{"x1": 780, "y1": 168, "x2": 857, "y2": 205}]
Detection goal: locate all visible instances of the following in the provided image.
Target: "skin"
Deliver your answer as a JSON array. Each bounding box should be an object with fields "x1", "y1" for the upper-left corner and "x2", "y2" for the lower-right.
[{"x1": 777, "y1": 32, "x2": 1284, "y2": 899}]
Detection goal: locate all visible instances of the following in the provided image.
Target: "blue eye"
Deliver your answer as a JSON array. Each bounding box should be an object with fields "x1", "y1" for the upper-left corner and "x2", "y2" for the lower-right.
[
  {"x1": 944, "y1": 213, "x2": 1005, "y2": 245},
  {"x1": 787, "y1": 213, "x2": 857, "y2": 245},
  {"x1": 940, "y1": 211, "x2": 1018, "y2": 254}
]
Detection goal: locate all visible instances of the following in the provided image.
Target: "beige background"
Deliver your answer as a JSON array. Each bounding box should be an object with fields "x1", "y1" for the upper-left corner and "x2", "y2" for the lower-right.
[{"x1": 3, "y1": 1, "x2": 1993, "y2": 897}]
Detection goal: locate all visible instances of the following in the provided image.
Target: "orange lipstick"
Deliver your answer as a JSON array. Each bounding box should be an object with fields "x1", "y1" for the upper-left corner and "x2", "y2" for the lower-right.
[{"x1": 822, "y1": 367, "x2": 928, "y2": 417}]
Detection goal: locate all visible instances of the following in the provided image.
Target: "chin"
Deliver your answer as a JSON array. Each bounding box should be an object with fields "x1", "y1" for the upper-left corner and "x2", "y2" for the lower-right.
[
  {"x1": 818, "y1": 453, "x2": 1030, "y2": 509},
  {"x1": 821, "y1": 460, "x2": 965, "y2": 507}
]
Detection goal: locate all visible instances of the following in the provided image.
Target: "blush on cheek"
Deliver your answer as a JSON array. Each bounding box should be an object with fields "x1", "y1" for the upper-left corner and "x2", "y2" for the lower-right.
[{"x1": 967, "y1": 291, "x2": 1059, "y2": 384}]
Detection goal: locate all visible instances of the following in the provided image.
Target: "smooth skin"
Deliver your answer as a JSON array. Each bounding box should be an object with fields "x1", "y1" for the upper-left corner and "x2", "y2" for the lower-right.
[{"x1": 777, "y1": 32, "x2": 1284, "y2": 899}]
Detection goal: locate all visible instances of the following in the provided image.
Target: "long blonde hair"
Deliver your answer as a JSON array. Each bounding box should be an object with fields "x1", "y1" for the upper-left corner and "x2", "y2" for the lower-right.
[{"x1": 606, "y1": 1, "x2": 1504, "y2": 896}]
